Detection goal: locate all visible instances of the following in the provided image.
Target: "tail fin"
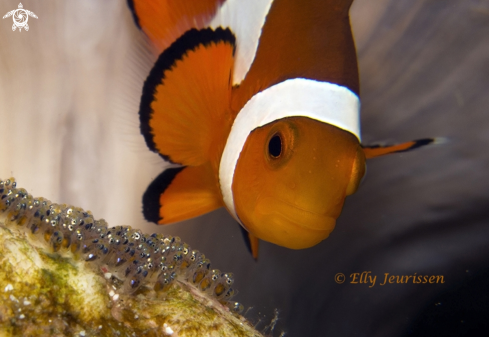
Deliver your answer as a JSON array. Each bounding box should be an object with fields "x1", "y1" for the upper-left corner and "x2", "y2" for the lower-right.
[{"x1": 362, "y1": 138, "x2": 440, "y2": 159}]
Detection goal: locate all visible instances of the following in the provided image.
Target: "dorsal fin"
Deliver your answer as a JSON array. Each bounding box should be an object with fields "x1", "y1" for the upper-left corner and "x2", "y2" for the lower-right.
[
  {"x1": 127, "y1": 0, "x2": 225, "y2": 53},
  {"x1": 231, "y1": 0, "x2": 358, "y2": 112},
  {"x1": 139, "y1": 28, "x2": 236, "y2": 166}
]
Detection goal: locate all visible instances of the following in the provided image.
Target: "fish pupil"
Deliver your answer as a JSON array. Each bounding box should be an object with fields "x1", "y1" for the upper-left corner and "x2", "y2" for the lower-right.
[{"x1": 268, "y1": 134, "x2": 282, "y2": 158}]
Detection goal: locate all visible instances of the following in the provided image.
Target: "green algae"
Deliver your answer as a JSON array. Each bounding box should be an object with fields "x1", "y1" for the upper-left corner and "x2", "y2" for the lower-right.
[{"x1": 0, "y1": 223, "x2": 263, "y2": 337}]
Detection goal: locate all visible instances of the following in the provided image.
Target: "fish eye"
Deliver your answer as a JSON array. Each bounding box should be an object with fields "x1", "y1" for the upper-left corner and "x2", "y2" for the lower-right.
[{"x1": 268, "y1": 133, "x2": 282, "y2": 158}]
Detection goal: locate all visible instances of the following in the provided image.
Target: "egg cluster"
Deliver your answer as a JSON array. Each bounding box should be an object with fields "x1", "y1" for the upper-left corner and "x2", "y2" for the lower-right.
[{"x1": 0, "y1": 178, "x2": 243, "y2": 313}]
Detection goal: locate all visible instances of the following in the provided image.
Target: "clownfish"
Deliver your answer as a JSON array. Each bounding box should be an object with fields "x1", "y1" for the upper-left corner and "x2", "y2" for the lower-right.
[{"x1": 128, "y1": 0, "x2": 434, "y2": 258}]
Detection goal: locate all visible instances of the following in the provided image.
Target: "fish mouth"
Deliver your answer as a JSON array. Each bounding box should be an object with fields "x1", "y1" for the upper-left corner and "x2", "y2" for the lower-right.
[
  {"x1": 252, "y1": 195, "x2": 337, "y2": 249},
  {"x1": 257, "y1": 195, "x2": 334, "y2": 231}
]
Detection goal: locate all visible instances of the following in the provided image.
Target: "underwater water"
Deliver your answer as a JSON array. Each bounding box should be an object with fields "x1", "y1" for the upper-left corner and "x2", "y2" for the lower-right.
[{"x1": 1, "y1": 0, "x2": 488, "y2": 336}]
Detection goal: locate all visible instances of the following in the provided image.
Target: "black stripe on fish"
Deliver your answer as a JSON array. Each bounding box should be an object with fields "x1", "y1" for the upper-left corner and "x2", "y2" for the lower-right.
[
  {"x1": 139, "y1": 27, "x2": 236, "y2": 164},
  {"x1": 142, "y1": 167, "x2": 185, "y2": 223},
  {"x1": 126, "y1": 0, "x2": 141, "y2": 30}
]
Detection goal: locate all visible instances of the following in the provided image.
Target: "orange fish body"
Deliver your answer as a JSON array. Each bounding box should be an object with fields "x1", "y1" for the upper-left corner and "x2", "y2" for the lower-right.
[{"x1": 129, "y1": 0, "x2": 433, "y2": 257}]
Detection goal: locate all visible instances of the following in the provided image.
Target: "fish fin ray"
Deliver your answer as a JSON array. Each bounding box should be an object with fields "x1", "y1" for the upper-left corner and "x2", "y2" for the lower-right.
[
  {"x1": 143, "y1": 165, "x2": 223, "y2": 224},
  {"x1": 238, "y1": 224, "x2": 260, "y2": 260},
  {"x1": 362, "y1": 138, "x2": 437, "y2": 159},
  {"x1": 127, "y1": 0, "x2": 225, "y2": 53},
  {"x1": 139, "y1": 28, "x2": 236, "y2": 166}
]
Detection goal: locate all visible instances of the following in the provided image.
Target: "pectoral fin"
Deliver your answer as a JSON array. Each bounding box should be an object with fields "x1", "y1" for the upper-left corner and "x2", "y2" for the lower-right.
[{"x1": 362, "y1": 138, "x2": 436, "y2": 159}]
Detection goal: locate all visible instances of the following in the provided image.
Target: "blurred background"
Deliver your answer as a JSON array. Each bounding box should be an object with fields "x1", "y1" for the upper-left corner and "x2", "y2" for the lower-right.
[{"x1": 1, "y1": 0, "x2": 488, "y2": 336}]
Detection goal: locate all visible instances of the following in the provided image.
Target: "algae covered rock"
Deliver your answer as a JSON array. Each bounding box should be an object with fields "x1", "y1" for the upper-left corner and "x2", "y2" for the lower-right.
[{"x1": 0, "y1": 178, "x2": 263, "y2": 337}]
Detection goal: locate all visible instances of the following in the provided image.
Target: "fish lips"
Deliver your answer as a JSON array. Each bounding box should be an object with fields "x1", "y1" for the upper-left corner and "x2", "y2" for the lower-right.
[{"x1": 250, "y1": 195, "x2": 337, "y2": 249}]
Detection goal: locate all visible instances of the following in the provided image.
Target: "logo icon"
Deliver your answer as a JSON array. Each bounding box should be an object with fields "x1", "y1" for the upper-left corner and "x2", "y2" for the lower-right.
[{"x1": 3, "y1": 3, "x2": 38, "y2": 32}]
